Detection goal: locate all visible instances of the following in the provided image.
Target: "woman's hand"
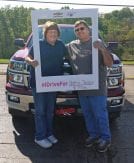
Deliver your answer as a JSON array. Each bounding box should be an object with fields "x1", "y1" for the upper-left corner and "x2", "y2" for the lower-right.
[
  {"x1": 30, "y1": 60, "x2": 39, "y2": 68},
  {"x1": 25, "y1": 56, "x2": 39, "y2": 68}
]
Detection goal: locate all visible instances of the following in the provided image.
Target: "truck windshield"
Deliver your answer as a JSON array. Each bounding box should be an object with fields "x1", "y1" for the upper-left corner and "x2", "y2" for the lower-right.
[{"x1": 59, "y1": 26, "x2": 76, "y2": 44}]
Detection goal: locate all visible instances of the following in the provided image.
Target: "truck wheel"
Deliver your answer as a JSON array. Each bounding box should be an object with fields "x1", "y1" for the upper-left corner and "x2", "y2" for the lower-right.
[
  {"x1": 109, "y1": 112, "x2": 121, "y2": 122},
  {"x1": 8, "y1": 107, "x2": 29, "y2": 119}
]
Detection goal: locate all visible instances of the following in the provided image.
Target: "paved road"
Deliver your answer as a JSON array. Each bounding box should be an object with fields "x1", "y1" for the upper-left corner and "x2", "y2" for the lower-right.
[
  {"x1": 0, "y1": 64, "x2": 8, "y2": 75},
  {"x1": 0, "y1": 65, "x2": 134, "y2": 163},
  {"x1": 123, "y1": 65, "x2": 134, "y2": 79}
]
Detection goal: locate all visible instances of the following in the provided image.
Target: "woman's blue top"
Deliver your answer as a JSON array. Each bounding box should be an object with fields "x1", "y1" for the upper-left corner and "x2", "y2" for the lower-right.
[{"x1": 29, "y1": 39, "x2": 67, "y2": 88}]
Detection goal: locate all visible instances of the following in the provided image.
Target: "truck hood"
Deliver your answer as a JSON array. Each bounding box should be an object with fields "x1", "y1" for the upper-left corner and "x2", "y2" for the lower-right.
[
  {"x1": 11, "y1": 48, "x2": 121, "y2": 64},
  {"x1": 12, "y1": 47, "x2": 29, "y2": 61},
  {"x1": 111, "y1": 53, "x2": 121, "y2": 64}
]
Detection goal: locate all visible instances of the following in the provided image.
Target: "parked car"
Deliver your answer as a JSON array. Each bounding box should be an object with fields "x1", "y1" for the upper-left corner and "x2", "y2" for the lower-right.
[{"x1": 5, "y1": 24, "x2": 125, "y2": 120}]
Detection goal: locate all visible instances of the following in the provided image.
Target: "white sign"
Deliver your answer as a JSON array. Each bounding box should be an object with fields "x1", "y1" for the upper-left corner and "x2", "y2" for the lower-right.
[{"x1": 31, "y1": 9, "x2": 98, "y2": 92}]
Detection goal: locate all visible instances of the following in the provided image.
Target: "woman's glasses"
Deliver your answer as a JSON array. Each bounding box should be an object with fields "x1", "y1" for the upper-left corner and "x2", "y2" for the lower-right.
[{"x1": 75, "y1": 27, "x2": 85, "y2": 32}]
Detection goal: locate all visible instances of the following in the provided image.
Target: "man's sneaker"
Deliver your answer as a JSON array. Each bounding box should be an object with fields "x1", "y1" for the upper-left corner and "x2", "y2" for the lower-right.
[
  {"x1": 96, "y1": 139, "x2": 111, "y2": 152},
  {"x1": 35, "y1": 138, "x2": 52, "y2": 149},
  {"x1": 47, "y1": 135, "x2": 58, "y2": 144},
  {"x1": 85, "y1": 137, "x2": 99, "y2": 148}
]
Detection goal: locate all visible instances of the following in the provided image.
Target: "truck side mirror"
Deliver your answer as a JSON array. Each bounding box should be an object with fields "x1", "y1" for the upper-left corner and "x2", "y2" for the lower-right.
[
  {"x1": 14, "y1": 38, "x2": 25, "y2": 47},
  {"x1": 107, "y1": 42, "x2": 118, "y2": 50}
]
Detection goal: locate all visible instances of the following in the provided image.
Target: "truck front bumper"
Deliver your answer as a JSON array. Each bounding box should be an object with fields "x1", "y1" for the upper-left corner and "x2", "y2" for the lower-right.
[{"x1": 6, "y1": 91, "x2": 125, "y2": 117}]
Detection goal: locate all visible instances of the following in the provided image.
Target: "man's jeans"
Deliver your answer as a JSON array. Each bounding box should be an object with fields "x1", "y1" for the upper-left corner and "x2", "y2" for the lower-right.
[
  {"x1": 32, "y1": 88, "x2": 56, "y2": 140},
  {"x1": 79, "y1": 95, "x2": 111, "y2": 141}
]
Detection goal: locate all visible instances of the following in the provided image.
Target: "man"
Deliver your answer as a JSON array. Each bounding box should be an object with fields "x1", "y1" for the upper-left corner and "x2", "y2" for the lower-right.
[{"x1": 67, "y1": 20, "x2": 113, "y2": 152}]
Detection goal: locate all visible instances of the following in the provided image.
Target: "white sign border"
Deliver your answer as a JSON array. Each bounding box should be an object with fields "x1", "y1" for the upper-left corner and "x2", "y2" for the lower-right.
[{"x1": 31, "y1": 8, "x2": 98, "y2": 92}]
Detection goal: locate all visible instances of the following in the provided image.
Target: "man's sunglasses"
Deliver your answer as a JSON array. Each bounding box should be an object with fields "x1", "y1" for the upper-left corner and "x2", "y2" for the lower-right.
[{"x1": 75, "y1": 27, "x2": 85, "y2": 32}]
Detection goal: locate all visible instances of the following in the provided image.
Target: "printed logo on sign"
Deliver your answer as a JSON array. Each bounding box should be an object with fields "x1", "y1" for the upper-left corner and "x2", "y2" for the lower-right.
[
  {"x1": 42, "y1": 81, "x2": 68, "y2": 88},
  {"x1": 67, "y1": 12, "x2": 76, "y2": 17},
  {"x1": 53, "y1": 12, "x2": 63, "y2": 18}
]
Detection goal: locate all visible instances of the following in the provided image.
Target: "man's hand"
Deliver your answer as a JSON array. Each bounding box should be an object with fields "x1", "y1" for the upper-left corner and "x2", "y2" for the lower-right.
[
  {"x1": 93, "y1": 39, "x2": 113, "y2": 67},
  {"x1": 93, "y1": 39, "x2": 106, "y2": 51}
]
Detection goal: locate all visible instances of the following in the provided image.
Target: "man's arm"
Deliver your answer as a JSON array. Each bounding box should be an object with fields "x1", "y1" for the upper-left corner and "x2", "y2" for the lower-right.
[{"x1": 93, "y1": 40, "x2": 113, "y2": 67}]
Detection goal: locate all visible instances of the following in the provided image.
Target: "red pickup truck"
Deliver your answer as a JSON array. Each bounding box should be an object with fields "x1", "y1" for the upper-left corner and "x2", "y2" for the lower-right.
[{"x1": 5, "y1": 24, "x2": 125, "y2": 120}]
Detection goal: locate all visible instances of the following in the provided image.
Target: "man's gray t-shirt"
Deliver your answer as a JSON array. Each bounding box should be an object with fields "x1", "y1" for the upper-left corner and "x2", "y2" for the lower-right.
[{"x1": 67, "y1": 39, "x2": 107, "y2": 96}]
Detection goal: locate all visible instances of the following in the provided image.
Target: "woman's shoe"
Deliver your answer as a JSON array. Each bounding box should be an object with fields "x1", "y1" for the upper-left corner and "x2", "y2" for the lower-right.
[
  {"x1": 47, "y1": 135, "x2": 58, "y2": 144},
  {"x1": 35, "y1": 138, "x2": 52, "y2": 148}
]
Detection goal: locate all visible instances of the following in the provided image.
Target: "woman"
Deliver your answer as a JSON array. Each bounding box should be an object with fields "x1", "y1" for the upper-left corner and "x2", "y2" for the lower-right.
[{"x1": 25, "y1": 21, "x2": 67, "y2": 149}]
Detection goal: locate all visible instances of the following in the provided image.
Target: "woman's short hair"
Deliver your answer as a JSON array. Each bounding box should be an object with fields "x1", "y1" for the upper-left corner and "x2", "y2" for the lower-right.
[{"x1": 43, "y1": 21, "x2": 60, "y2": 38}]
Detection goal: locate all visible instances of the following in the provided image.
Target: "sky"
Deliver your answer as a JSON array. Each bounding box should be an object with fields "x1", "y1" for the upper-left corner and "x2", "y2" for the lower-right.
[{"x1": 1, "y1": 0, "x2": 134, "y2": 13}]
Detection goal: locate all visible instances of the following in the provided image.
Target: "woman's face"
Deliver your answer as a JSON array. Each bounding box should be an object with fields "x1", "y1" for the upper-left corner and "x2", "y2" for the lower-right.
[{"x1": 46, "y1": 29, "x2": 59, "y2": 45}]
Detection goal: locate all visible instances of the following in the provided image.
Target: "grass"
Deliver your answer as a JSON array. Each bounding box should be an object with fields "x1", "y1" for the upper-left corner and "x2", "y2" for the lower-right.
[
  {"x1": 122, "y1": 60, "x2": 134, "y2": 65},
  {"x1": 0, "y1": 59, "x2": 9, "y2": 64}
]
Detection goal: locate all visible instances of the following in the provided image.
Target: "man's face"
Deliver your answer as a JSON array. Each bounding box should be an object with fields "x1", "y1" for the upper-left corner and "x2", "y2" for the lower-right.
[{"x1": 74, "y1": 23, "x2": 90, "y2": 41}]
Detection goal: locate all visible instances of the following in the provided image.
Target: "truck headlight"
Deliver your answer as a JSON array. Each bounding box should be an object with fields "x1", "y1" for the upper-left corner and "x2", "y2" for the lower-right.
[
  {"x1": 9, "y1": 73, "x2": 23, "y2": 84},
  {"x1": 108, "y1": 78, "x2": 118, "y2": 87}
]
